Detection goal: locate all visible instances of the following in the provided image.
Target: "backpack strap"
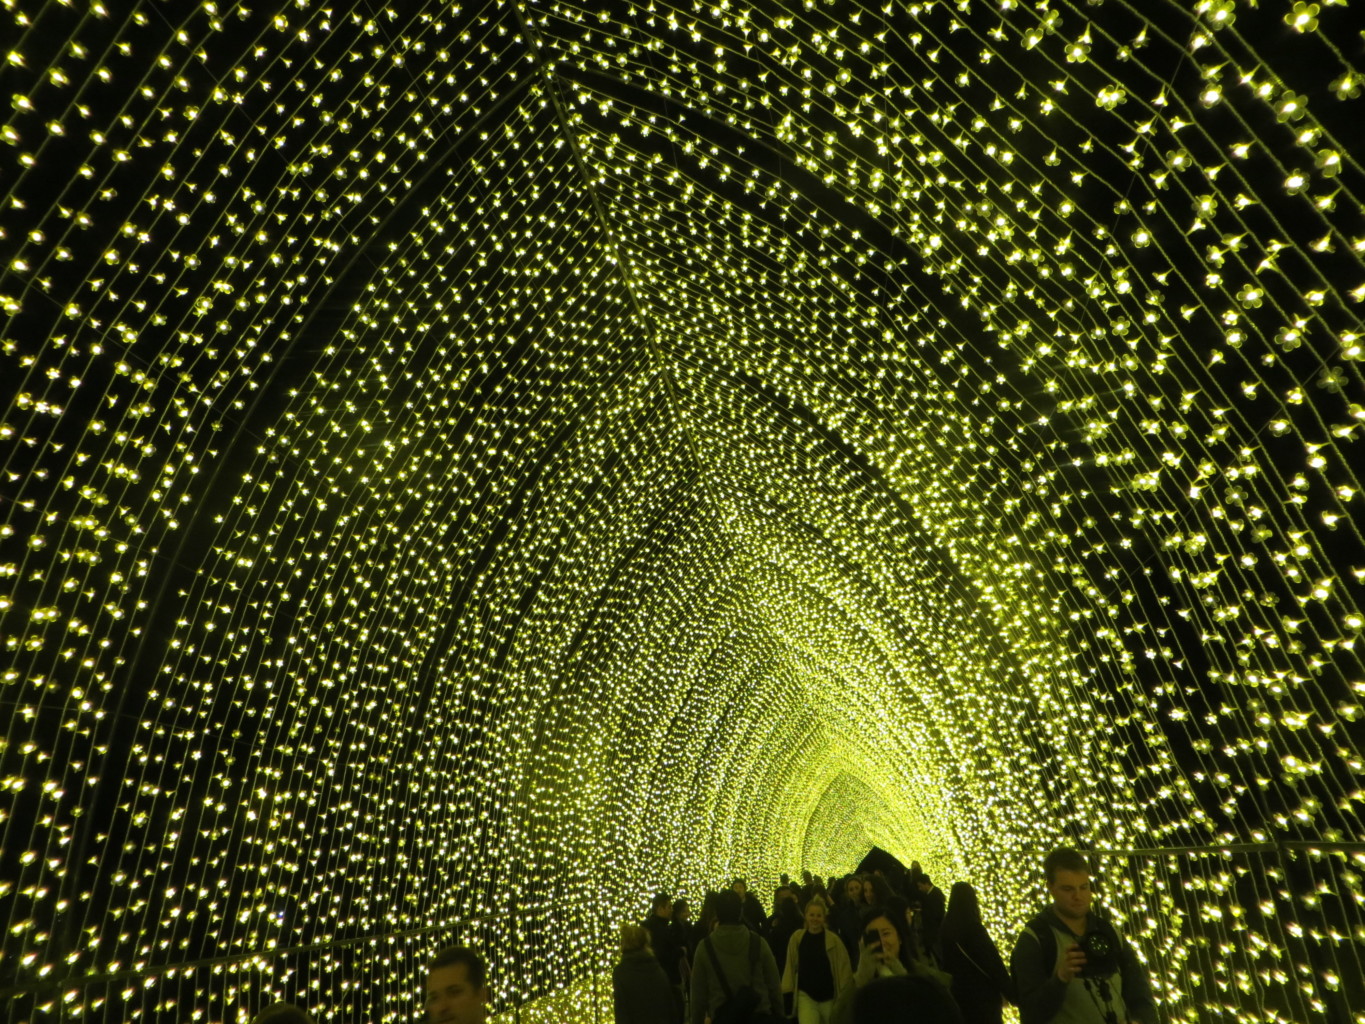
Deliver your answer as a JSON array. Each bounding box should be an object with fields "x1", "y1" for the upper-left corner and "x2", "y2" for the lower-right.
[
  {"x1": 703, "y1": 936, "x2": 734, "y2": 1001},
  {"x1": 1020, "y1": 923, "x2": 1057, "y2": 978}
]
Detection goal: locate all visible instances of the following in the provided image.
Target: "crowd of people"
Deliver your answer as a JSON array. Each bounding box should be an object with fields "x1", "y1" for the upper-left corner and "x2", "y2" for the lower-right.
[
  {"x1": 612, "y1": 848, "x2": 1156, "y2": 1024},
  {"x1": 247, "y1": 847, "x2": 1157, "y2": 1024}
]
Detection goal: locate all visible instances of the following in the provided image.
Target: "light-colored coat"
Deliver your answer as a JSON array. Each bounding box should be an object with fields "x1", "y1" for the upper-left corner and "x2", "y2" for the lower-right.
[{"x1": 780, "y1": 927, "x2": 854, "y2": 999}]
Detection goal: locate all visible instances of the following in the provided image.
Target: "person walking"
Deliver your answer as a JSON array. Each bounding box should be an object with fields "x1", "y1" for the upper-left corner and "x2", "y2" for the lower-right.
[
  {"x1": 938, "y1": 882, "x2": 1013, "y2": 1024},
  {"x1": 644, "y1": 892, "x2": 686, "y2": 1018},
  {"x1": 768, "y1": 887, "x2": 804, "y2": 968},
  {"x1": 614, "y1": 923, "x2": 682, "y2": 1024},
  {"x1": 781, "y1": 896, "x2": 853, "y2": 1024},
  {"x1": 914, "y1": 876, "x2": 948, "y2": 961},
  {"x1": 690, "y1": 890, "x2": 783, "y2": 1024},
  {"x1": 831, "y1": 877, "x2": 866, "y2": 965}
]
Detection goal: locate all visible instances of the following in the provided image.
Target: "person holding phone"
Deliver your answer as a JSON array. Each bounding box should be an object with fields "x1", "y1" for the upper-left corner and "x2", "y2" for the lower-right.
[
  {"x1": 856, "y1": 910, "x2": 910, "y2": 981},
  {"x1": 828, "y1": 906, "x2": 961, "y2": 1023}
]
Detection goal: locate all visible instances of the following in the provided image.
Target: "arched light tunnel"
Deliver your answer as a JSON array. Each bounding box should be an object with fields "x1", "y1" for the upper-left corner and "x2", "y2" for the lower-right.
[{"x1": 1, "y1": 0, "x2": 1362, "y2": 1021}]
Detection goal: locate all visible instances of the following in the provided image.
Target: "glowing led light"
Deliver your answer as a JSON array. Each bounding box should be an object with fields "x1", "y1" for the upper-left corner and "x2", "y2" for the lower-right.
[{"x1": 0, "y1": 3, "x2": 1362, "y2": 1024}]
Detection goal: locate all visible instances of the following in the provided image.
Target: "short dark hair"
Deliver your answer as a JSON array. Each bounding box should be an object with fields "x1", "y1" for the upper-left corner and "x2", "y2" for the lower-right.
[
  {"x1": 652, "y1": 891, "x2": 672, "y2": 911},
  {"x1": 916, "y1": 874, "x2": 933, "y2": 888},
  {"x1": 1043, "y1": 847, "x2": 1090, "y2": 886},
  {"x1": 715, "y1": 888, "x2": 743, "y2": 924},
  {"x1": 250, "y1": 1004, "x2": 315, "y2": 1024},
  {"x1": 730, "y1": 877, "x2": 747, "y2": 889},
  {"x1": 428, "y1": 946, "x2": 488, "y2": 990}
]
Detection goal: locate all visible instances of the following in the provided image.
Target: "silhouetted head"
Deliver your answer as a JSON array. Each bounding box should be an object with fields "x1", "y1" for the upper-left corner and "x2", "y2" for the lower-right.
[
  {"x1": 852, "y1": 975, "x2": 964, "y2": 1024},
  {"x1": 716, "y1": 888, "x2": 743, "y2": 925}
]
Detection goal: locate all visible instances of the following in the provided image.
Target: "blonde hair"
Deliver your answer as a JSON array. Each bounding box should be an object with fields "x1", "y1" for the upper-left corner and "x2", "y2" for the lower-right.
[
  {"x1": 620, "y1": 922, "x2": 652, "y2": 954},
  {"x1": 805, "y1": 896, "x2": 829, "y2": 913}
]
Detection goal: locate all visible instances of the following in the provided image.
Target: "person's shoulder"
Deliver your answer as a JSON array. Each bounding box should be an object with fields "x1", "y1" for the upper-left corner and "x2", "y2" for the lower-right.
[
  {"x1": 1089, "y1": 908, "x2": 1128, "y2": 942},
  {"x1": 1012, "y1": 908, "x2": 1056, "y2": 945}
]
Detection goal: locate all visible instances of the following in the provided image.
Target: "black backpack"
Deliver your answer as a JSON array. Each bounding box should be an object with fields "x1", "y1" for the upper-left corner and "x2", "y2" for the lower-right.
[{"x1": 701, "y1": 933, "x2": 778, "y2": 1024}]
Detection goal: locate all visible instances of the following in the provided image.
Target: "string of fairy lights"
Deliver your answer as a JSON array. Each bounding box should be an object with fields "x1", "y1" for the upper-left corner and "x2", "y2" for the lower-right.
[{"x1": 1, "y1": 0, "x2": 1362, "y2": 1022}]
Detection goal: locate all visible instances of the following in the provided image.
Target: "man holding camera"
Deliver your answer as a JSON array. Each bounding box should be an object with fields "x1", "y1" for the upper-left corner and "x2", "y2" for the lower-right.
[{"x1": 1009, "y1": 848, "x2": 1156, "y2": 1024}]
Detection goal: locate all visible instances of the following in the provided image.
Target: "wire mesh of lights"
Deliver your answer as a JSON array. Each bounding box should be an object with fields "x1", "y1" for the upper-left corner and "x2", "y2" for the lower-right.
[{"x1": 1, "y1": 0, "x2": 1362, "y2": 1022}]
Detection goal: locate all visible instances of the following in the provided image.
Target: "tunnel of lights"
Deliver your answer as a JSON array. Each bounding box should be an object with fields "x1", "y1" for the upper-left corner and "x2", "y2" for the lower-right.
[{"x1": 1, "y1": 0, "x2": 1363, "y2": 1022}]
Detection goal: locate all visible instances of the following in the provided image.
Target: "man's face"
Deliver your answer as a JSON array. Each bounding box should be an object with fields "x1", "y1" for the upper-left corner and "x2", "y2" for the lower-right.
[
  {"x1": 655, "y1": 901, "x2": 673, "y2": 918},
  {"x1": 1049, "y1": 869, "x2": 1092, "y2": 924},
  {"x1": 916, "y1": 879, "x2": 930, "y2": 893},
  {"x1": 427, "y1": 962, "x2": 488, "y2": 1024},
  {"x1": 732, "y1": 881, "x2": 746, "y2": 898}
]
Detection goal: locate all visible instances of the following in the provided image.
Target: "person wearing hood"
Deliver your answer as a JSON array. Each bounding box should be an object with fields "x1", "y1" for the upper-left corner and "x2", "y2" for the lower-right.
[
  {"x1": 690, "y1": 889, "x2": 783, "y2": 1024},
  {"x1": 1009, "y1": 848, "x2": 1155, "y2": 1024},
  {"x1": 615, "y1": 923, "x2": 682, "y2": 1024}
]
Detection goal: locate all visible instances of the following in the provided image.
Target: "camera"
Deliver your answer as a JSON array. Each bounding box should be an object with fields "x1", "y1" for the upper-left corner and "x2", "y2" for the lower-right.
[{"x1": 1076, "y1": 929, "x2": 1118, "y2": 979}]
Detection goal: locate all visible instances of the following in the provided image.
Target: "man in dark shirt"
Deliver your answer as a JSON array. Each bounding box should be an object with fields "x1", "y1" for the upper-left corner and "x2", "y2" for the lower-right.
[
  {"x1": 1009, "y1": 847, "x2": 1156, "y2": 1024},
  {"x1": 915, "y1": 874, "x2": 947, "y2": 958},
  {"x1": 643, "y1": 893, "x2": 684, "y2": 984},
  {"x1": 731, "y1": 877, "x2": 766, "y2": 934}
]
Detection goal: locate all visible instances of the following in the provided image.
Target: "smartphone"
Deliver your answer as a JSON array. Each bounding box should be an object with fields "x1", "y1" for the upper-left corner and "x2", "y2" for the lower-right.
[{"x1": 863, "y1": 927, "x2": 882, "y2": 951}]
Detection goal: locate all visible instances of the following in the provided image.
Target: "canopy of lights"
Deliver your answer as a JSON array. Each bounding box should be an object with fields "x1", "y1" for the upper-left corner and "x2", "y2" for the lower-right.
[{"x1": 2, "y1": 0, "x2": 1362, "y2": 1021}]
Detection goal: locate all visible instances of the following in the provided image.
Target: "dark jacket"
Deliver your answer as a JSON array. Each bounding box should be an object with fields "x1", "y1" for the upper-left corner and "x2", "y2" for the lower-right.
[
  {"x1": 766, "y1": 905, "x2": 803, "y2": 972},
  {"x1": 690, "y1": 923, "x2": 783, "y2": 1024},
  {"x1": 830, "y1": 901, "x2": 864, "y2": 965},
  {"x1": 614, "y1": 949, "x2": 682, "y2": 1024},
  {"x1": 940, "y1": 920, "x2": 1013, "y2": 1024},
  {"x1": 644, "y1": 914, "x2": 684, "y2": 985},
  {"x1": 1009, "y1": 906, "x2": 1155, "y2": 1024},
  {"x1": 918, "y1": 885, "x2": 947, "y2": 954},
  {"x1": 738, "y1": 893, "x2": 766, "y2": 933}
]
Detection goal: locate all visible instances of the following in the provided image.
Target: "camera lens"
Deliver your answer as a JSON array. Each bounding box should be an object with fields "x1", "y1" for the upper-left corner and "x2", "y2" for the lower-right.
[{"x1": 1077, "y1": 930, "x2": 1115, "y2": 978}]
